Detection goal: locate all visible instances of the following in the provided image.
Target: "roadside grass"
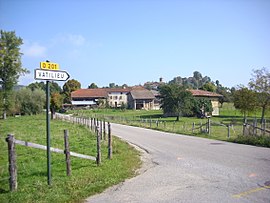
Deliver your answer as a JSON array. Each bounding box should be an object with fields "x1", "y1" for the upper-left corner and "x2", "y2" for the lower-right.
[
  {"x1": 0, "y1": 114, "x2": 141, "y2": 203},
  {"x1": 67, "y1": 103, "x2": 270, "y2": 147}
]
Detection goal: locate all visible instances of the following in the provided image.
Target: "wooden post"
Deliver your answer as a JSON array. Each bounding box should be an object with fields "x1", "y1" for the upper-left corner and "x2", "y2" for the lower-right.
[
  {"x1": 207, "y1": 117, "x2": 211, "y2": 135},
  {"x1": 227, "y1": 125, "x2": 230, "y2": 139},
  {"x1": 108, "y1": 122, "x2": 112, "y2": 159},
  {"x1": 6, "y1": 134, "x2": 17, "y2": 191},
  {"x1": 103, "y1": 120, "x2": 106, "y2": 140},
  {"x1": 64, "y1": 130, "x2": 71, "y2": 176},
  {"x1": 192, "y1": 122, "x2": 195, "y2": 134},
  {"x1": 253, "y1": 119, "x2": 257, "y2": 136},
  {"x1": 243, "y1": 118, "x2": 247, "y2": 136},
  {"x1": 99, "y1": 120, "x2": 103, "y2": 140},
  {"x1": 96, "y1": 126, "x2": 101, "y2": 165}
]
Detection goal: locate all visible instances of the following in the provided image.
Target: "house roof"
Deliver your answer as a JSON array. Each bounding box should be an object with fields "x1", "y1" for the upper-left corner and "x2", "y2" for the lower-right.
[
  {"x1": 189, "y1": 89, "x2": 223, "y2": 97},
  {"x1": 107, "y1": 88, "x2": 131, "y2": 93},
  {"x1": 71, "y1": 89, "x2": 107, "y2": 98},
  {"x1": 130, "y1": 89, "x2": 155, "y2": 99},
  {"x1": 71, "y1": 88, "x2": 132, "y2": 98}
]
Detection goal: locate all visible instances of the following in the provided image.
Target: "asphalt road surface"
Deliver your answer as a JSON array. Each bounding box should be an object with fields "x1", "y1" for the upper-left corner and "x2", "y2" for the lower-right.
[{"x1": 86, "y1": 123, "x2": 270, "y2": 203}]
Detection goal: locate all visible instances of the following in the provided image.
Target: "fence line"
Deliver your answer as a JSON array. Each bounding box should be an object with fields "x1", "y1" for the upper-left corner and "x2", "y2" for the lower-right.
[{"x1": 4, "y1": 113, "x2": 113, "y2": 192}]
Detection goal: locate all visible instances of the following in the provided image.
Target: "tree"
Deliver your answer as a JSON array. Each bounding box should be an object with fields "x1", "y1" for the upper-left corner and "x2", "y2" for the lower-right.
[
  {"x1": 192, "y1": 98, "x2": 213, "y2": 118},
  {"x1": 62, "y1": 79, "x2": 81, "y2": 103},
  {"x1": 15, "y1": 88, "x2": 46, "y2": 115},
  {"x1": 88, "y1": 83, "x2": 98, "y2": 89},
  {"x1": 249, "y1": 67, "x2": 270, "y2": 122},
  {"x1": 201, "y1": 82, "x2": 216, "y2": 92},
  {"x1": 0, "y1": 30, "x2": 29, "y2": 119},
  {"x1": 51, "y1": 92, "x2": 63, "y2": 116},
  {"x1": 27, "y1": 81, "x2": 61, "y2": 95},
  {"x1": 233, "y1": 87, "x2": 256, "y2": 119},
  {"x1": 160, "y1": 84, "x2": 193, "y2": 121}
]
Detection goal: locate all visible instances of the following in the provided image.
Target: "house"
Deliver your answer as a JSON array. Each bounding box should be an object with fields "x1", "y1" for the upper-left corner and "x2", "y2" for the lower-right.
[
  {"x1": 71, "y1": 88, "x2": 107, "y2": 108},
  {"x1": 127, "y1": 89, "x2": 155, "y2": 110},
  {"x1": 189, "y1": 89, "x2": 223, "y2": 116},
  {"x1": 107, "y1": 88, "x2": 131, "y2": 108},
  {"x1": 70, "y1": 87, "x2": 156, "y2": 110}
]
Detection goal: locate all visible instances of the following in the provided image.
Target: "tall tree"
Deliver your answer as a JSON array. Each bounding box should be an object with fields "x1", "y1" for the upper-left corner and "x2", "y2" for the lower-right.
[
  {"x1": 160, "y1": 84, "x2": 193, "y2": 121},
  {"x1": 0, "y1": 30, "x2": 28, "y2": 119},
  {"x1": 233, "y1": 87, "x2": 257, "y2": 119},
  {"x1": 62, "y1": 79, "x2": 81, "y2": 103},
  {"x1": 88, "y1": 83, "x2": 98, "y2": 89},
  {"x1": 249, "y1": 67, "x2": 270, "y2": 122}
]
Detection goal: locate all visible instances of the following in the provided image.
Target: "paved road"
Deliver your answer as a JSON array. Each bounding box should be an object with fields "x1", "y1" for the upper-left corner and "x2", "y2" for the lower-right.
[{"x1": 86, "y1": 123, "x2": 270, "y2": 203}]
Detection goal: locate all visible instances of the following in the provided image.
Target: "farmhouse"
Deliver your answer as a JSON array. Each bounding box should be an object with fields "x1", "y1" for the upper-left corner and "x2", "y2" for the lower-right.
[
  {"x1": 70, "y1": 87, "x2": 222, "y2": 114},
  {"x1": 127, "y1": 89, "x2": 155, "y2": 110},
  {"x1": 70, "y1": 87, "x2": 155, "y2": 109},
  {"x1": 189, "y1": 89, "x2": 223, "y2": 116},
  {"x1": 71, "y1": 88, "x2": 107, "y2": 107}
]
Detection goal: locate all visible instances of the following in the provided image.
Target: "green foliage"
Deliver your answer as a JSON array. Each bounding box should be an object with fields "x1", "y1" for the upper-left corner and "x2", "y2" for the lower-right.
[
  {"x1": 201, "y1": 82, "x2": 216, "y2": 92},
  {"x1": 88, "y1": 82, "x2": 98, "y2": 89},
  {"x1": 51, "y1": 92, "x2": 63, "y2": 112},
  {"x1": 233, "y1": 87, "x2": 256, "y2": 118},
  {"x1": 27, "y1": 81, "x2": 61, "y2": 95},
  {"x1": 62, "y1": 79, "x2": 81, "y2": 103},
  {"x1": 249, "y1": 67, "x2": 270, "y2": 121},
  {"x1": 192, "y1": 98, "x2": 213, "y2": 117},
  {"x1": 0, "y1": 30, "x2": 29, "y2": 118},
  {"x1": 15, "y1": 88, "x2": 46, "y2": 115},
  {"x1": 160, "y1": 84, "x2": 193, "y2": 120},
  {"x1": 0, "y1": 115, "x2": 141, "y2": 202}
]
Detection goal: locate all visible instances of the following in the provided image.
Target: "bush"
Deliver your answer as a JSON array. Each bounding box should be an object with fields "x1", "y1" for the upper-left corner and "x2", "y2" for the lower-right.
[{"x1": 232, "y1": 135, "x2": 270, "y2": 148}]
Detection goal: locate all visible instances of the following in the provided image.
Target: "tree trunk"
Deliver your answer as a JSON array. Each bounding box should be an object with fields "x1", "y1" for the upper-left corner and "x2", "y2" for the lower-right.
[
  {"x1": 261, "y1": 105, "x2": 266, "y2": 125},
  {"x1": 3, "y1": 111, "x2": 7, "y2": 119},
  {"x1": 176, "y1": 115, "x2": 179, "y2": 121}
]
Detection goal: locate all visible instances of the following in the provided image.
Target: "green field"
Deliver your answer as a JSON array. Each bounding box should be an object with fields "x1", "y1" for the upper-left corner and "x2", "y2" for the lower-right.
[
  {"x1": 68, "y1": 103, "x2": 270, "y2": 147},
  {"x1": 0, "y1": 115, "x2": 141, "y2": 203}
]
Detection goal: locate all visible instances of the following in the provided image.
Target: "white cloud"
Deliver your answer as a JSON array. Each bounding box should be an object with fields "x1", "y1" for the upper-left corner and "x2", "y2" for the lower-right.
[
  {"x1": 22, "y1": 42, "x2": 47, "y2": 57},
  {"x1": 67, "y1": 34, "x2": 85, "y2": 46},
  {"x1": 52, "y1": 33, "x2": 86, "y2": 46}
]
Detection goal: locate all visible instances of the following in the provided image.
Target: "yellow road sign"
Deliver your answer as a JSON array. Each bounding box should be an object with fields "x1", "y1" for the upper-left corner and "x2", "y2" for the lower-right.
[{"x1": 40, "y1": 62, "x2": 59, "y2": 70}]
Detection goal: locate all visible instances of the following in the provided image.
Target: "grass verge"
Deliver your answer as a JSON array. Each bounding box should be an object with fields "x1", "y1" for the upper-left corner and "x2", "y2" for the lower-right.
[
  {"x1": 67, "y1": 103, "x2": 270, "y2": 148},
  {"x1": 0, "y1": 114, "x2": 141, "y2": 203}
]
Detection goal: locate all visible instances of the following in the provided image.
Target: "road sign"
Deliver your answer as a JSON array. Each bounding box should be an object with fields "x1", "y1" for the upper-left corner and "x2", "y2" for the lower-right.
[
  {"x1": 35, "y1": 69, "x2": 70, "y2": 81},
  {"x1": 40, "y1": 62, "x2": 59, "y2": 70}
]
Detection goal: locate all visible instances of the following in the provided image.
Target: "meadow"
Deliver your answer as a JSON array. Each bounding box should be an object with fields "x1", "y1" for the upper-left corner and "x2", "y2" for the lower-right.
[
  {"x1": 69, "y1": 103, "x2": 270, "y2": 147},
  {"x1": 0, "y1": 114, "x2": 141, "y2": 203}
]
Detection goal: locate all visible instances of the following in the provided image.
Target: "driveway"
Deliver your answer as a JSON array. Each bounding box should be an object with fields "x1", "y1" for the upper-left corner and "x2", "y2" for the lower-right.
[{"x1": 86, "y1": 123, "x2": 270, "y2": 203}]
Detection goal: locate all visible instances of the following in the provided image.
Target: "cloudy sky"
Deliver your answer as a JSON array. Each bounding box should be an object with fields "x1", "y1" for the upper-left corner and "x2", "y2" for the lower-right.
[{"x1": 1, "y1": 0, "x2": 269, "y2": 88}]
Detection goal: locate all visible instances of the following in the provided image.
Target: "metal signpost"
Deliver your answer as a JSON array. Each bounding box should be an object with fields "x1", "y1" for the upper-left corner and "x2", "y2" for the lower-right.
[{"x1": 34, "y1": 61, "x2": 70, "y2": 186}]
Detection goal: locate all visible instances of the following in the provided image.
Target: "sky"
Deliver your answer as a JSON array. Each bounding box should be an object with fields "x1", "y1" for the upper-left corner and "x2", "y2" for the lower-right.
[{"x1": 0, "y1": 0, "x2": 269, "y2": 88}]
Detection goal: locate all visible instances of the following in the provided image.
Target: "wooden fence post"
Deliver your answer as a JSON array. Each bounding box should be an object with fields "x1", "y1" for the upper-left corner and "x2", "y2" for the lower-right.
[
  {"x1": 207, "y1": 117, "x2": 211, "y2": 135},
  {"x1": 64, "y1": 130, "x2": 71, "y2": 176},
  {"x1": 108, "y1": 122, "x2": 112, "y2": 159},
  {"x1": 227, "y1": 125, "x2": 230, "y2": 139},
  {"x1": 103, "y1": 120, "x2": 106, "y2": 140},
  {"x1": 96, "y1": 126, "x2": 101, "y2": 165},
  {"x1": 6, "y1": 134, "x2": 17, "y2": 191},
  {"x1": 192, "y1": 122, "x2": 195, "y2": 134}
]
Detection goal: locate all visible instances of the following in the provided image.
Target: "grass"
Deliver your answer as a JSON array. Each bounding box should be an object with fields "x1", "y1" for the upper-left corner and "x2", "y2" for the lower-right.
[
  {"x1": 67, "y1": 103, "x2": 270, "y2": 147},
  {"x1": 0, "y1": 114, "x2": 141, "y2": 203}
]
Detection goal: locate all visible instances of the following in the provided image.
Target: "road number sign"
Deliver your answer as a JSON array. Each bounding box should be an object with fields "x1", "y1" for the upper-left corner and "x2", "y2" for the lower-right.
[
  {"x1": 40, "y1": 62, "x2": 59, "y2": 70},
  {"x1": 35, "y1": 69, "x2": 70, "y2": 81}
]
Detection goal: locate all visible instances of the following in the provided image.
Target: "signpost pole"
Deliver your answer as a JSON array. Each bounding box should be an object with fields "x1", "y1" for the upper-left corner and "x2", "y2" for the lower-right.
[{"x1": 46, "y1": 81, "x2": 52, "y2": 186}]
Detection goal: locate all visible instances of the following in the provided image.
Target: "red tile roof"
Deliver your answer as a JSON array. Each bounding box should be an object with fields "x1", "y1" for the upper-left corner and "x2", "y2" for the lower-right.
[
  {"x1": 189, "y1": 89, "x2": 223, "y2": 97},
  {"x1": 71, "y1": 88, "x2": 132, "y2": 98},
  {"x1": 71, "y1": 89, "x2": 107, "y2": 98}
]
